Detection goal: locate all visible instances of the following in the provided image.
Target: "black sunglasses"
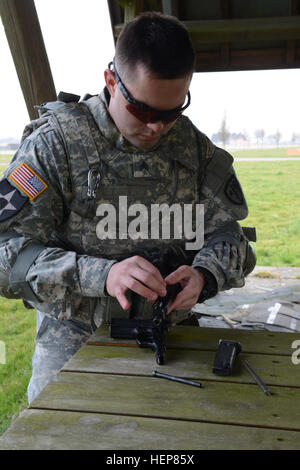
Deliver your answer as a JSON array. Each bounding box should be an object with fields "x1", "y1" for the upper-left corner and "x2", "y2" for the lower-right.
[{"x1": 108, "y1": 60, "x2": 191, "y2": 124}]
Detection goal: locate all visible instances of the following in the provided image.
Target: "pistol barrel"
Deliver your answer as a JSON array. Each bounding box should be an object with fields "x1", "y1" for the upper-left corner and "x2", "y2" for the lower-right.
[{"x1": 152, "y1": 370, "x2": 202, "y2": 387}]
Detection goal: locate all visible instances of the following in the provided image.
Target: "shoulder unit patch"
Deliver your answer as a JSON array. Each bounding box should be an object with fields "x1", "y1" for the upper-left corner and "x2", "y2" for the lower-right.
[
  {"x1": 225, "y1": 175, "x2": 244, "y2": 205},
  {"x1": 0, "y1": 179, "x2": 28, "y2": 222},
  {"x1": 9, "y1": 162, "x2": 48, "y2": 200}
]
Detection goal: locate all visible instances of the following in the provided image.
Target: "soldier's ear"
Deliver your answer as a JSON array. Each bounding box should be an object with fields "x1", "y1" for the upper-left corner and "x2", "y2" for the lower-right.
[{"x1": 104, "y1": 69, "x2": 117, "y2": 97}]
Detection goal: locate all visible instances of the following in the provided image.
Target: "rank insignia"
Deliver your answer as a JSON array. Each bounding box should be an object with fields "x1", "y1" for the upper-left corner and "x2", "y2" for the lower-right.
[
  {"x1": 0, "y1": 179, "x2": 28, "y2": 222},
  {"x1": 225, "y1": 175, "x2": 244, "y2": 205},
  {"x1": 9, "y1": 162, "x2": 48, "y2": 200}
]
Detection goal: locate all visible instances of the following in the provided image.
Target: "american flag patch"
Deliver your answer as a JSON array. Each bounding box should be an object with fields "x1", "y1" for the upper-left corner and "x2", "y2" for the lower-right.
[{"x1": 9, "y1": 163, "x2": 48, "y2": 200}]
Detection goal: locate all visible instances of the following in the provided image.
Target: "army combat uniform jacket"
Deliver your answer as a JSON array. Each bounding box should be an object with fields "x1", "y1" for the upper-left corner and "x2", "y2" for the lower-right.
[{"x1": 0, "y1": 89, "x2": 255, "y2": 332}]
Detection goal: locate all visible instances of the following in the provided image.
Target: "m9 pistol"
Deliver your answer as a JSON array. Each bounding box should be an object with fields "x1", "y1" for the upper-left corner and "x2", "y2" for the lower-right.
[{"x1": 110, "y1": 282, "x2": 181, "y2": 365}]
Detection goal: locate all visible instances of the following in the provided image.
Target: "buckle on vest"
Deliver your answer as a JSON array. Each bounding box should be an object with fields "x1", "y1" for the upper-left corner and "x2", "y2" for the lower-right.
[{"x1": 87, "y1": 168, "x2": 101, "y2": 199}]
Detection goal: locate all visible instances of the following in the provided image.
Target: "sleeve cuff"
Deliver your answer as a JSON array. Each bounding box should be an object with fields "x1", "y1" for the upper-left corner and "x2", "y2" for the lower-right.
[
  {"x1": 193, "y1": 267, "x2": 218, "y2": 303},
  {"x1": 78, "y1": 256, "x2": 117, "y2": 297}
]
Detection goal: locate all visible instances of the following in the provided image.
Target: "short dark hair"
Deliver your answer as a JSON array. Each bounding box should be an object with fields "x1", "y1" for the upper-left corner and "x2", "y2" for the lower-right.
[{"x1": 115, "y1": 12, "x2": 195, "y2": 80}]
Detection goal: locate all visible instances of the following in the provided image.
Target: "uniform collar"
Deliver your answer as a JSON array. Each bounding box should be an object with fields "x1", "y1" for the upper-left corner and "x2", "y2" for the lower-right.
[{"x1": 84, "y1": 89, "x2": 128, "y2": 151}]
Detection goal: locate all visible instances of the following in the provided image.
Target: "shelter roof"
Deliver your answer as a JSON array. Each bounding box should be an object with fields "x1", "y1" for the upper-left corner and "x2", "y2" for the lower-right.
[{"x1": 108, "y1": 0, "x2": 300, "y2": 72}]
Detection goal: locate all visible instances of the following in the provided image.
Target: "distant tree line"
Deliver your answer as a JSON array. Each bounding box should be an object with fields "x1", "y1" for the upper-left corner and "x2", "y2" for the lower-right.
[{"x1": 211, "y1": 114, "x2": 300, "y2": 147}]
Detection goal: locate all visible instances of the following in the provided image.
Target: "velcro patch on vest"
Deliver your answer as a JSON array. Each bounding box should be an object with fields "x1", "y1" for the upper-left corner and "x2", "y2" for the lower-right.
[
  {"x1": 0, "y1": 179, "x2": 28, "y2": 222},
  {"x1": 9, "y1": 163, "x2": 48, "y2": 200},
  {"x1": 225, "y1": 175, "x2": 244, "y2": 205},
  {"x1": 133, "y1": 160, "x2": 152, "y2": 178}
]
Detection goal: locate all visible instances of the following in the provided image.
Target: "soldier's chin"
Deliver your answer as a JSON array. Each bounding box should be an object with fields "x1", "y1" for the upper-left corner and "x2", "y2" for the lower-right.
[{"x1": 136, "y1": 134, "x2": 160, "y2": 149}]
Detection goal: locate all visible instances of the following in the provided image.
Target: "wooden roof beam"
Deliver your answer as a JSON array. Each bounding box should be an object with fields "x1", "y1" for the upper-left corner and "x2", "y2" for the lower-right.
[
  {"x1": 113, "y1": 16, "x2": 300, "y2": 42},
  {"x1": 0, "y1": 0, "x2": 56, "y2": 120},
  {"x1": 185, "y1": 16, "x2": 300, "y2": 45}
]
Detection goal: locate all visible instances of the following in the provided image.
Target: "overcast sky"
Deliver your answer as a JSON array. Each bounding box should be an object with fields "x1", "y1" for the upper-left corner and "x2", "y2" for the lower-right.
[{"x1": 1, "y1": 0, "x2": 299, "y2": 142}]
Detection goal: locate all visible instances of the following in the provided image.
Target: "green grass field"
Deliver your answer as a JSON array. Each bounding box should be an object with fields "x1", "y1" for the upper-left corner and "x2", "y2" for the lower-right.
[
  {"x1": 231, "y1": 146, "x2": 300, "y2": 158},
  {"x1": 0, "y1": 154, "x2": 13, "y2": 164},
  {"x1": 0, "y1": 147, "x2": 299, "y2": 437},
  {"x1": 235, "y1": 160, "x2": 300, "y2": 266},
  {"x1": 0, "y1": 299, "x2": 36, "y2": 435}
]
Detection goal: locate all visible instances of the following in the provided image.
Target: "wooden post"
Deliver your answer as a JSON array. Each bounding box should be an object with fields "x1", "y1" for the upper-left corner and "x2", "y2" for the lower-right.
[
  {"x1": 0, "y1": 0, "x2": 57, "y2": 120},
  {"x1": 107, "y1": 0, "x2": 123, "y2": 45},
  {"x1": 118, "y1": 0, "x2": 145, "y2": 23},
  {"x1": 162, "y1": 0, "x2": 179, "y2": 17},
  {"x1": 118, "y1": 0, "x2": 162, "y2": 23}
]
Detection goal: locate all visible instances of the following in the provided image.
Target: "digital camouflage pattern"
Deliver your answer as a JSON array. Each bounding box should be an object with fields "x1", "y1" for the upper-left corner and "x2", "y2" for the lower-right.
[
  {"x1": 0, "y1": 89, "x2": 254, "y2": 402},
  {"x1": 27, "y1": 311, "x2": 91, "y2": 403}
]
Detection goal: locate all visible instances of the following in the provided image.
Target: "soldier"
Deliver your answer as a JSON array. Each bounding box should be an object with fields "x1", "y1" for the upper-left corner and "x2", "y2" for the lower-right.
[{"x1": 0, "y1": 12, "x2": 255, "y2": 403}]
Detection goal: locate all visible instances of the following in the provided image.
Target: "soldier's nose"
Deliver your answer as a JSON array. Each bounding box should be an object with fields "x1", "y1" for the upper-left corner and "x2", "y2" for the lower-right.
[{"x1": 146, "y1": 121, "x2": 164, "y2": 133}]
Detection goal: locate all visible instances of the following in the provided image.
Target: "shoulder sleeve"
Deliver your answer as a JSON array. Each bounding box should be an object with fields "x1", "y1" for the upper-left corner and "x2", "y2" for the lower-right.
[
  {"x1": 0, "y1": 123, "x2": 115, "y2": 308},
  {"x1": 0, "y1": 122, "x2": 69, "y2": 241},
  {"x1": 191, "y1": 143, "x2": 255, "y2": 296},
  {"x1": 200, "y1": 145, "x2": 248, "y2": 234},
  {"x1": 0, "y1": 125, "x2": 68, "y2": 300}
]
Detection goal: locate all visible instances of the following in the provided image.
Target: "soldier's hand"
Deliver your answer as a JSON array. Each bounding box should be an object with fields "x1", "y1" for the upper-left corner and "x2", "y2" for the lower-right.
[
  {"x1": 106, "y1": 255, "x2": 167, "y2": 310},
  {"x1": 164, "y1": 266, "x2": 205, "y2": 314}
]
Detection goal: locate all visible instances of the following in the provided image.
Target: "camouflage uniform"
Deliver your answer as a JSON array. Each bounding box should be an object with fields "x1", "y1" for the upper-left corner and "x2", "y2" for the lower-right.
[{"x1": 0, "y1": 88, "x2": 255, "y2": 402}]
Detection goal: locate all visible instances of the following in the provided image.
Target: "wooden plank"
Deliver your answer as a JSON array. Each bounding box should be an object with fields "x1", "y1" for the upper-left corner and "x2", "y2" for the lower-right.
[
  {"x1": 1, "y1": 408, "x2": 299, "y2": 450},
  {"x1": 88, "y1": 325, "x2": 299, "y2": 356},
  {"x1": 62, "y1": 344, "x2": 300, "y2": 388},
  {"x1": 114, "y1": 16, "x2": 300, "y2": 42},
  {"x1": 29, "y1": 372, "x2": 300, "y2": 431},
  {"x1": 185, "y1": 17, "x2": 300, "y2": 44},
  {"x1": 195, "y1": 47, "x2": 300, "y2": 72},
  {"x1": 0, "y1": 0, "x2": 56, "y2": 119}
]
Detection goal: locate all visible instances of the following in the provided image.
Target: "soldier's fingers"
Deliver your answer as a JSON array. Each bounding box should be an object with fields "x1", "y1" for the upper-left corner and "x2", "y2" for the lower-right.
[
  {"x1": 167, "y1": 290, "x2": 196, "y2": 314},
  {"x1": 123, "y1": 275, "x2": 159, "y2": 302},
  {"x1": 167, "y1": 298, "x2": 178, "y2": 314},
  {"x1": 167, "y1": 299, "x2": 195, "y2": 314},
  {"x1": 165, "y1": 265, "x2": 190, "y2": 284},
  {"x1": 130, "y1": 265, "x2": 167, "y2": 297},
  {"x1": 134, "y1": 256, "x2": 166, "y2": 285},
  {"x1": 166, "y1": 289, "x2": 185, "y2": 313},
  {"x1": 114, "y1": 287, "x2": 131, "y2": 310}
]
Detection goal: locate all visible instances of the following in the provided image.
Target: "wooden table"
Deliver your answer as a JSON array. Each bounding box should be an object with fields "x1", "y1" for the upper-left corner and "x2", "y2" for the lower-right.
[{"x1": 0, "y1": 325, "x2": 300, "y2": 450}]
